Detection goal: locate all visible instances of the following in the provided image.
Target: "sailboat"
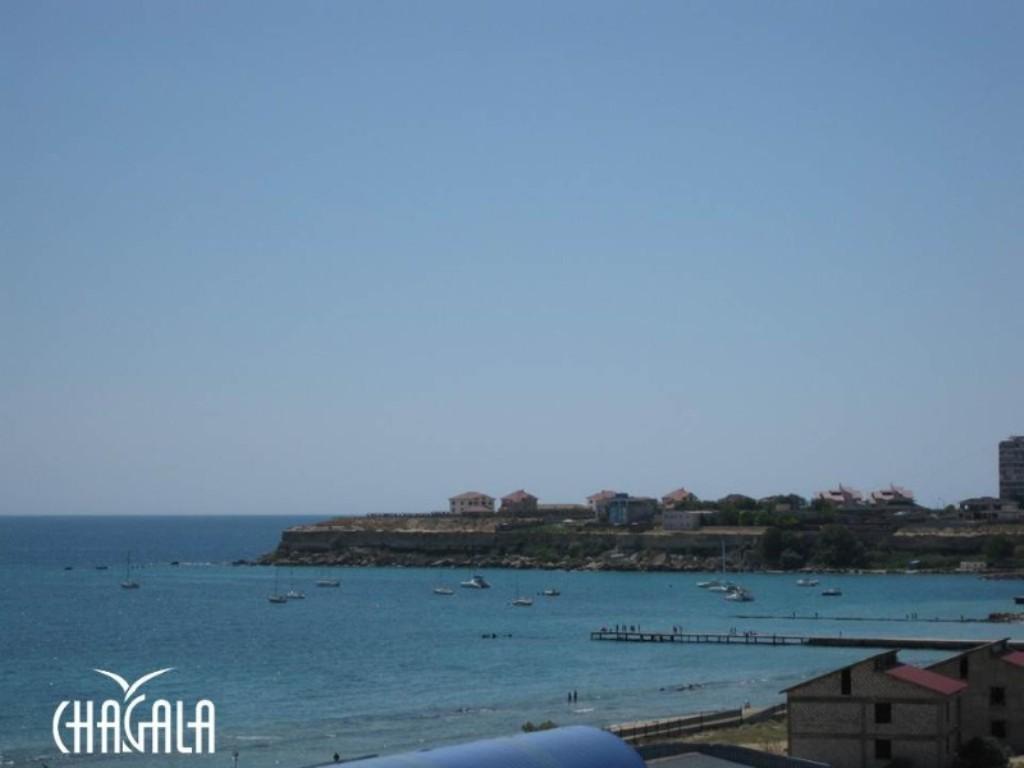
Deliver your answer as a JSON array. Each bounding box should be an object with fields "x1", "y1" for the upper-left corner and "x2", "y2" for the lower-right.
[
  {"x1": 120, "y1": 553, "x2": 140, "y2": 589},
  {"x1": 285, "y1": 569, "x2": 305, "y2": 600},
  {"x1": 268, "y1": 567, "x2": 288, "y2": 604},
  {"x1": 706, "y1": 540, "x2": 732, "y2": 592},
  {"x1": 511, "y1": 578, "x2": 533, "y2": 607},
  {"x1": 433, "y1": 569, "x2": 454, "y2": 595}
]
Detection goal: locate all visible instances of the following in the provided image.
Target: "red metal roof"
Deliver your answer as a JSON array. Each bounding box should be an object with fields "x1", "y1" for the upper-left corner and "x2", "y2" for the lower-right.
[
  {"x1": 662, "y1": 487, "x2": 693, "y2": 501},
  {"x1": 886, "y1": 665, "x2": 967, "y2": 696},
  {"x1": 1001, "y1": 651, "x2": 1024, "y2": 668}
]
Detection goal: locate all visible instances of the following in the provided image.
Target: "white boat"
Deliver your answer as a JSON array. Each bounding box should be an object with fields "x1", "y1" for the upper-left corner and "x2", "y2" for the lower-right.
[
  {"x1": 821, "y1": 587, "x2": 842, "y2": 597},
  {"x1": 703, "y1": 540, "x2": 733, "y2": 592},
  {"x1": 433, "y1": 586, "x2": 455, "y2": 596},
  {"x1": 268, "y1": 568, "x2": 287, "y2": 604},
  {"x1": 542, "y1": 588, "x2": 560, "y2": 597},
  {"x1": 796, "y1": 578, "x2": 819, "y2": 587},
  {"x1": 286, "y1": 589, "x2": 305, "y2": 600},
  {"x1": 316, "y1": 569, "x2": 340, "y2": 587},
  {"x1": 120, "y1": 553, "x2": 140, "y2": 590},
  {"x1": 510, "y1": 578, "x2": 533, "y2": 606},
  {"x1": 724, "y1": 586, "x2": 754, "y2": 602},
  {"x1": 460, "y1": 574, "x2": 491, "y2": 589},
  {"x1": 708, "y1": 581, "x2": 737, "y2": 593}
]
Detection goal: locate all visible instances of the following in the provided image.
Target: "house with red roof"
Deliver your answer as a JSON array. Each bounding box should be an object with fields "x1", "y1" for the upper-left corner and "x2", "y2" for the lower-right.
[
  {"x1": 814, "y1": 484, "x2": 864, "y2": 507},
  {"x1": 784, "y1": 649, "x2": 965, "y2": 768},
  {"x1": 928, "y1": 639, "x2": 1024, "y2": 753},
  {"x1": 448, "y1": 491, "x2": 495, "y2": 515},
  {"x1": 660, "y1": 487, "x2": 696, "y2": 509},
  {"x1": 869, "y1": 484, "x2": 915, "y2": 506},
  {"x1": 499, "y1": 489, "x2": 538, "y2": 517}
]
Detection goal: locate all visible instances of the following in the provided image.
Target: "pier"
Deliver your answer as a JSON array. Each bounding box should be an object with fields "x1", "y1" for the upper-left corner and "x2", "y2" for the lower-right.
[
  {"x1": 590, "y1": 630, "x2": 1024, "y2": 651},
  {"x1": 732, "y1": 613, "x2": 1015, "y2": 624}
]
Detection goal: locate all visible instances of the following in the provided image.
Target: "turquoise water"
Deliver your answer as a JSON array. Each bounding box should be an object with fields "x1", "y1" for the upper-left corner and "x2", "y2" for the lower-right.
[{"x1": 2, "y1": 516, "x2": 1022, "y2": 768}]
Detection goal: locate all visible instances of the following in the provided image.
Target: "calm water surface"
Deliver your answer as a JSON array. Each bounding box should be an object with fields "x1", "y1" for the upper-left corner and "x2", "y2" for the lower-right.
[{"x1": 1, "y1": 516, "x2": 1021, "y2": 768}]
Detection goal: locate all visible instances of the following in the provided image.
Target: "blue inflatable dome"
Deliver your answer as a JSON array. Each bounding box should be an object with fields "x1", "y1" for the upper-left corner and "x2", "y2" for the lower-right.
[{"x1": 316, "y1": 726, "x2": 646, "y2": 768}]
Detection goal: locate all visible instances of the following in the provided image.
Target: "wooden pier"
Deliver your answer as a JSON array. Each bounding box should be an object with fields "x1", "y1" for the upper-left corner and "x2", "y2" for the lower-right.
[{"x1": 590, "y1": 630, "x2": 1024, "y2": 651}]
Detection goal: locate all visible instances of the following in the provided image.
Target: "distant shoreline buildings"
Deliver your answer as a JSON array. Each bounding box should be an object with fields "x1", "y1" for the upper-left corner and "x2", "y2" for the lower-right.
[{"x1": 444, "y1": 436, "x2": 1023, "y2": 528}]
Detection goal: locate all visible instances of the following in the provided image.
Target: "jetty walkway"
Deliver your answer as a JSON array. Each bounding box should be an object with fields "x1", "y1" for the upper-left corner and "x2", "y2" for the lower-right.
[
  {"x1": 590, "y1": 629, "x2": 1024, "y2": 651},
  {"x1": 733, "y1": 612, "x2": 1011, "y2": 624}
]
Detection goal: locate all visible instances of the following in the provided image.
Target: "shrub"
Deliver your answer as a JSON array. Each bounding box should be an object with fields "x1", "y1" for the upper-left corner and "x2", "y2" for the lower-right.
[
  {"x1": 521, "y1": 720, "x2": 557, "y2": 733},
  {"x1": 953, "y1": 736, "x2": 1010, "y2": 768}
]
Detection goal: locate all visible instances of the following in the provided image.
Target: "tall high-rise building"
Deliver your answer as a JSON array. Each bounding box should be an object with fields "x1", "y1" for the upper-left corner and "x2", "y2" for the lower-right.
[{"x1": 1000, "y1": 436, "x2": 1024, "y2": 502}]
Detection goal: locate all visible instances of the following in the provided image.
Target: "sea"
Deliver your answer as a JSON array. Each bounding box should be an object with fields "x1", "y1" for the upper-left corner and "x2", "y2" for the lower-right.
[{"x1": 1, "y1": 515, "x2": 1021, "y2": 768}]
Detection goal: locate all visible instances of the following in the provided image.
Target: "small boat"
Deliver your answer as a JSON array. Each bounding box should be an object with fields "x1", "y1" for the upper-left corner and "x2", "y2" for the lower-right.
[
  {"x1": 510, "y1": 578, "x2": 533, "y2": 606},
  {"x1": 268, "y1": 568, "x2": 288, "y2": 604},
  {"x1": 1014, "y1": 596, "x2": 1024, "y2": 605},
  {"x1": 724, "y1": 586, "x2": 754, "y2": 602},
  {"x1": 285, "y1": 589, "x2": 305, "y2": 600},
  {"x1": 796, "y1": 578, "x2": 819, "y2": 587},
  {"x1": 315, "y1": 568, "x2": 340, "y2": 587},
  {"x1": 64, "y1": 566, "x2": 73, "y2": 571},
  {"x1": 120, "y1": 553, "x2": 140, "y2": 590},
  {"x1": 697, "y1": 580, "x2": 721, "y2": 589},
  {"x1": 433, "y1": 586, "x2": 455, "y2": 596},
  {"x1": 95, "y1": 565, "x2": 109, "y2": 571},
  {"x1": 821, "y1": 587, "x2": 842, "y2": 597},
  {"x1": 542, "y1": 588, "x2": 560, "y2": 597},
  {"x1": 707, "y1": 582, "x2": 736, "y2": 593},
  {"x1": 460, "y1": 574, "x2": 491, "y2": 589}
]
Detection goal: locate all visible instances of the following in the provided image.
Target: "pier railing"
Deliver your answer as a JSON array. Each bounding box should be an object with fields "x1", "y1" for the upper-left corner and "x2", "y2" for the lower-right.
[{"x1": 608, "y1": 702, "x2": 787, "y2": 744}]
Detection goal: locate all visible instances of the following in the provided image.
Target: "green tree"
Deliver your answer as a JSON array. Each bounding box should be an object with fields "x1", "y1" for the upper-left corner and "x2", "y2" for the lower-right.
[
  {"x1": 953, "y1": 736, "x2": 1010, "y2": 768},
  {"x1": 985, "y1": 536, "x2": 1014, "y2": 565},
  {"x1": 779, "y1": 548, "x2": 805, "y2": 570},
  {"x1": 760, "y1": 527, "x2": 785, "y2": 564},
  {"x1": 813, "y1": 525, "x2": 865, "y2": 568}
]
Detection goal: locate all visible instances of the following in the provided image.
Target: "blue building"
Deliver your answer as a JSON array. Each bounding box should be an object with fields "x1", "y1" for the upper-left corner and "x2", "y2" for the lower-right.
[
  {"x1": 606, "y1": 494, "x2": 658, "y2": 526},
  {"x1": 314, "y1": 726, "x2": 646, "y2": 768}
]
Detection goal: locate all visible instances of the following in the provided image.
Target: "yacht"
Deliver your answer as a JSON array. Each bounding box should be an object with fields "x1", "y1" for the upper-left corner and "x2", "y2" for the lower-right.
[
  {"x1": 268, "y1": 568, "x2": 288, "y2": 604},
  {"x1": 285, "y1": 589, "x2": 305, "y2": 600},
  {"x1": 511, "y1": 596, "x2": 534, "y2": 607},
  {"x1": 724, "y1": 586, "x2": 754, "y2": 602},
  {"x1": 316, "y1": 578, "x2": 341, "y2": 587},
  {"x1": 542, "y1": 588, "x2": 560, "y2": 597},
  {"x1": 120, "y1": 554, "x2": 140, "y2": 590},
  {"x1": 433, "y1": 586, "x2": 455, "y2": 596},
  {"x1": 821, "y1": 587, "x2": 842, "y2": 597},
  {"x1": 707, "y1": 582, "x2": 737, "y2": 593},
  {"x1": 696, "y1": 580, "x2": 721, "y2": 589},
  {"x1": 796, "y1": 578, "x2": 819, "y2": 587},
  {"x1": 460, "y1": 574, "x2": 491, "y2": 589}
]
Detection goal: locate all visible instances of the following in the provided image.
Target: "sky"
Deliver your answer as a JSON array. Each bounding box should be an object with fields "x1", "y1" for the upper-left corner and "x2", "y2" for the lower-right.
[{"x1": 2, "y1": 1, "x2": 1022, "y2": 515}]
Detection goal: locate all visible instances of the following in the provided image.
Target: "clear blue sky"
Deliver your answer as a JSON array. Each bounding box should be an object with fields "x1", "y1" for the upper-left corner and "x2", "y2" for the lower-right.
[{"x1": 2, "y1": 1, "x2": 1022, "y2": 514}]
